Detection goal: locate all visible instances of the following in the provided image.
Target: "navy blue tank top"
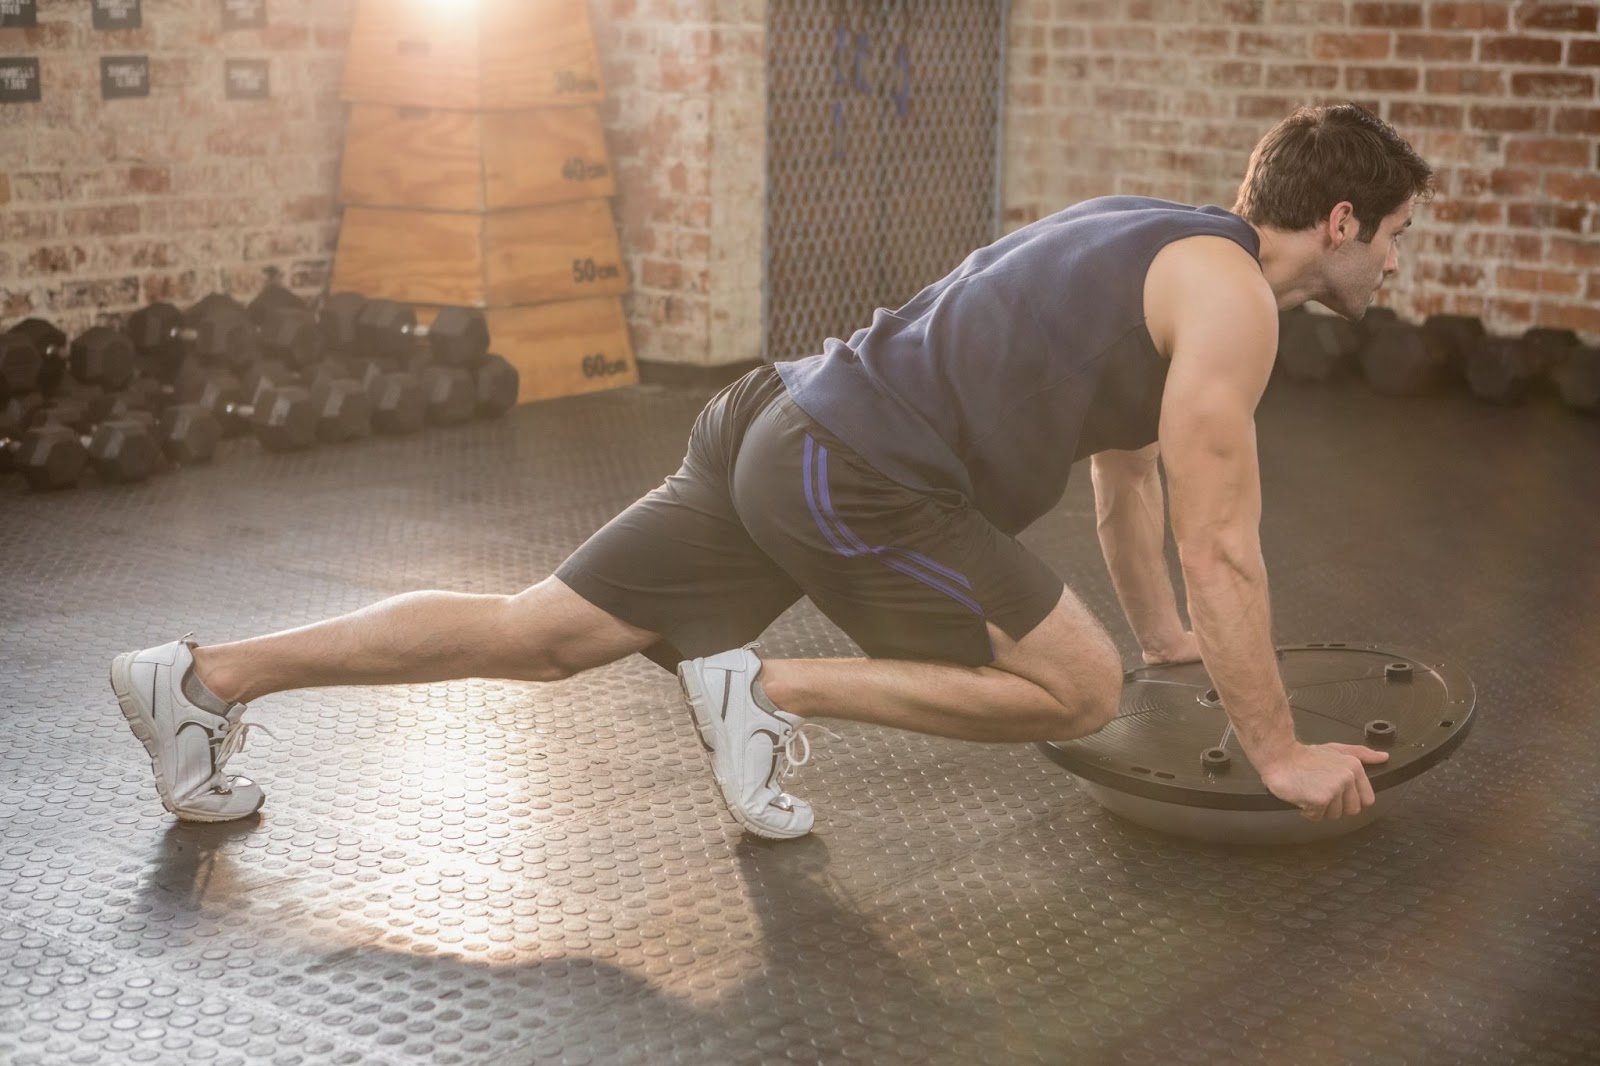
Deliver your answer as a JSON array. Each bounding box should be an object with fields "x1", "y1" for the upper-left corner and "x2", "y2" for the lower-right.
[{"x1": 775, "y1": 197, "x2": 1261, "y2": 534}]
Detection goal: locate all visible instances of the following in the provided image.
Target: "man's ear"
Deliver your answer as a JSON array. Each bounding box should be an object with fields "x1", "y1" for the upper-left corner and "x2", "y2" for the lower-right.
[{"x1": 1326, "y1": 201, "x2": 1358, "y2": 248}]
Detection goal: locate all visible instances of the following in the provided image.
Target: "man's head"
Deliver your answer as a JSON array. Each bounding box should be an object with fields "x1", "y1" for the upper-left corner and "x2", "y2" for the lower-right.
[
  {"x1": 1232, "y1": 103, "x2": 1435, "y2": 242},
  {"x1": 1234, "y1": 104, "x2": 1434, "y2": 318}
]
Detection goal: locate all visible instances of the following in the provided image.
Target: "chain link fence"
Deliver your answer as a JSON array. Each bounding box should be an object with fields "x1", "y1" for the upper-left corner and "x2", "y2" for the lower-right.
[{"x1": 764, "y1": 0, "x2": 1009, "y2": 364}]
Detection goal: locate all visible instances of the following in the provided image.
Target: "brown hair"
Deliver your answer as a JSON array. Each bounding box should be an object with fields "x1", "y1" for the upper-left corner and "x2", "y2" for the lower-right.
[{"x1": 1232, "y1": 103, "x2": 1435, "y2": 242}]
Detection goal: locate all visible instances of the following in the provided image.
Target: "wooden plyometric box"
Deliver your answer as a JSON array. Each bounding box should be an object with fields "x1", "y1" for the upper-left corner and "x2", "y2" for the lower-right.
[
  {"x1": 419, "y1": 297, "x2": 637, "y2": 404},
  {"x1": 331, "y1": 200, "x2": 629, "y2": 308},
  {"x1": 340, "y1": 105, "x2": 616, "y2": 211},
  {"x1": 341, "y1": 0, "x2": 604, "y2": 110}
]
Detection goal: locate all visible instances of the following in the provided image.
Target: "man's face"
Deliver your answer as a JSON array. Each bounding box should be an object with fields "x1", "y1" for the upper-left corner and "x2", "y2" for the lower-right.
[{"x1": 1322, "y1": 198, "x2": 1414, "y2": 321}]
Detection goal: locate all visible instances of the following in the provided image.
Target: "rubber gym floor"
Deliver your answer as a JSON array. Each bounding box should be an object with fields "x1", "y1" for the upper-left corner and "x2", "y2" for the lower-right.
[{"x1": 2, "y1": 370, "x2": 1597, "y2": 1066}]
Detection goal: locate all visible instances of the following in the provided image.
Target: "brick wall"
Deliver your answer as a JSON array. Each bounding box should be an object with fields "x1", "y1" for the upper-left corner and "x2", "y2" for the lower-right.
[
  {"x1": 0, "y1": 0, "x2": 766, "y2": 370},
  {"x1": 1003, "y1": 0, "x2": 1600, "y2": 341},
  {"x1": 590, "y1": 0, "x2": 766, "y2": 369},
  {"x1": 0, "y1": 0, "x2": 354, "y2": 337}
]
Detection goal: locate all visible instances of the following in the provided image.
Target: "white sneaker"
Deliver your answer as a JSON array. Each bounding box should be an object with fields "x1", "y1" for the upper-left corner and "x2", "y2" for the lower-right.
[
  {"x1": 677, "y1": 643, "x2": 815, "y2": 839},
  {"x1": 110, "y1": 638, "x2": 266, "y2": 822}
]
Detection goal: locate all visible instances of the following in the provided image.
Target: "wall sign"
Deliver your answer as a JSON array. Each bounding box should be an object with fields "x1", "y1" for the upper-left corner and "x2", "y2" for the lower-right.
[
  {"x1": 221, "y1": 0, "x2": 267, "y2": 30},
  {"x1": 92, "y1": 0, "x2": 142, "y2": 31},
  {"x1": 0, "y1": 57, "x2": 41, "y2": 102},
  {"x1": 100, "y1": 54, "x2": 150, "y2": 99},
  {"x1": 225, "y1": 58, "x2": 269, "y2": 99},
  {"x1": 0, "y1": 0, "x2": 39, "y2": 29}
]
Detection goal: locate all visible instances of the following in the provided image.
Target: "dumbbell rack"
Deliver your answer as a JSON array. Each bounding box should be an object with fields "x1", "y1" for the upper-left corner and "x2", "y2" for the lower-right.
[{"x1": 328, "y1": 0, "x2": 637, "y2": 405}]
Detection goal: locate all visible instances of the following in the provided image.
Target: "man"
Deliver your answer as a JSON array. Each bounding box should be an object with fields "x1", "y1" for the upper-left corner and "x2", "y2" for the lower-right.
[{"x1": 112, "y1": 103, "x2": 1434, "y2": 839}]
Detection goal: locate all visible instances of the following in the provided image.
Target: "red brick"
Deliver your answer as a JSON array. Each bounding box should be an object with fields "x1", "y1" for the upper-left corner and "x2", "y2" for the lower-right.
[
  {"x1": 1203, "y1": 61, "x2": 1265, "y2": 88},
  {"x1": 1511, "y1": 72, "x2": 1595, "y2": 99},
  {"x1": 1573, "y1": 39, "x2": 1600, "y2": 65},
  {"x1": 1196, "y1": 0, "x2": 1266, "y2": 21},
  {"x1": 1269, "y1": 1, "x2": 1348, "y2": 24},
  {"x1": 1514, "y1": 2, "x2": 1598, "y2": 31},
  {"x1": 1346, "y1": 66, "x2": 1420, "y2": 91},
  {"x1": 1497, "y1": 265, "x2": 1543, "y2": 292},
  {"x1": 1396, "y1": 34, "x2": 1475, "y2": 60},
  {"x1": 1090, "y1": 26, "x2": 1158, "y2": 51},
  {"x1": 1312, "y1": 32, "x2": 1392, "y2": 60},
  {"x1": 1491, "y1": 168, "x2": 1541, "y2": 196},
  {"x1": 62, "y1": 205, "x2": 141, "y2": 238},
  {"x1": 1498, "y1": 266, "x2": 1583, "y2": 295},
  {"x1": 1554, "y1": 107, "x2": 1600, "y2": 134},
  {"x1": 1267, "y1": 64, "x2": 1340, "y2": 89},
  {"x1": 1237, "y1": 31, "x2": 1309, "y2": 58},
  {"x1": 1237, "y1": 94, "x2": 1310, "y2": 119},
  {"x1": 1540, "y1": 303, "x2": 1600, "y2": 335},
  {"x1": 1426, "y1": 68, "x2": 1506, "y2": 94},
  {"x1": 1429, "y1": 200, "x2": 1504, "y2": 223},
  {"x1": 1460, "y1": 233, "x2": 1538, "y2": 261},
  {"x1": 1429, "y1": 2, "x2": 1510, "y2": 29},
  {"x1": 1506, "y1": 137, "x2": 1590, "y2": 165},
  {"x1": 1589, "y1": 274, "x2": 1600, "y2": 302},
  {"x1": 1480, "y1": 36, "x2": 1564, "y2": 63},
  {"x1": 1391, "y1": 102, "x2": 1465, "y2": 128},
  {"x1": 1488, "y1": 297, "x2": 1535, "y2": 324},
  {"x1": 1353, "y1": 2, "x2": 1424, "y2": 26},
  {"x1": 1438, "y1": 262, "x2": 1486, "y2": 287},
  {"x1": 1548, "y1": 237, "x2": 1600, "y2": 269},
  {"x1": 26, "y1": 245, "x2": 90, "y2": 275},
  {"x1": 0, "y1": 175, "x2": 8, "y2": 206},
  {"x1": 1469, "y1": 105, "x2": 1546, "y2": 131},
  {"x1": 1161, "y1": 28, "x2": 1232, "y2": 53},
  {"x1": 1508, "y1": 202, "x2": 1588, "y2": 230},
  {"x1": 1546, "y1": 173, "x2": 1600, "y2": 202}
]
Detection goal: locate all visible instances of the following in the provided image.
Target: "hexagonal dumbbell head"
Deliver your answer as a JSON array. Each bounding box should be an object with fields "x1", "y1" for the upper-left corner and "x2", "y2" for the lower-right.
[
  {"x1": 1278, "y1": 310, "x2": 1359, "y2": 384},
  {"x1": 475, "y1": 354, "x2": 519, "y2": 418},
  {"x1": 309, "y1": 379, "x2": 372, "y2": 444},
  {"x1": 249, "y1": 386, "x2": 318, "y2": 451},
  {"x1": 426, "y1": 307, "x2": 491, "y2": 367},
  {"x1": 356, "y1": 299, "x2": 418, "y2": 364},
  {"x1": 186, "y1": 296, "x2": 260, "y2": 368},
  {"x1": 14, "y1": 423, "x2": 88, "y2": 490},
  {"x1": 258, "y1": 307, "x2": 323, "y2": 368},
  {"x1": 158, "y1": 403, "x2": 223, "y2": 464},
  {"x1": 86, "y1": 419, "x2": 160, "y2": 483},
  {"x1": 1551, "y1": 346, "x2": 1600, "y2": 412},
  {"x1": 126, "y1": 302, "x2": 186, "y2": 357},
  {"x1": 247, "y1": 282, "x2": 306, "y2": 329},
  {"x1": 319, "y1": 292, "x2": 368, "y2": 355},
  {"x1": 419, "y1": 365, "x2": 476, "y2": 426},
  {"x1": 0, "y1": 331, "x2": 43, "y2": 400},
  {"x1": 68, "y1": 327, "x2": 137, "y2": 391},
  {"x1": 366, "y1": 371, "x2": 427, "y2": 435}
]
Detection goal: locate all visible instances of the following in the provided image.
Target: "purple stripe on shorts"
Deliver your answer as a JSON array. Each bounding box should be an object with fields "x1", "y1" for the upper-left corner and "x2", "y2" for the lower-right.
[{"x1": 802, "y1": 434, "x2": 983, "y2": 617}]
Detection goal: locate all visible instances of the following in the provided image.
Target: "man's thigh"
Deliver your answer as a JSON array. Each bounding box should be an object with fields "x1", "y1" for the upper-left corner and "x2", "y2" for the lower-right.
[
  {"x1": 731, "y1": 393, "x2": 1065, "y2": 667},
  {"x1": 556, "y1": 367, "x2": 802, "y2": 671}
]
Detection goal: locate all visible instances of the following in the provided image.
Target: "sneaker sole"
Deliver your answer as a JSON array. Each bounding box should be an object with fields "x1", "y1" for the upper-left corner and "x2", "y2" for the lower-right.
[
  {"x1": 110, "y1": 653, "x2": 260, "y2": 824},
  {"x1": 677, "y1": 661, "x2": 806, "y2": 841}
]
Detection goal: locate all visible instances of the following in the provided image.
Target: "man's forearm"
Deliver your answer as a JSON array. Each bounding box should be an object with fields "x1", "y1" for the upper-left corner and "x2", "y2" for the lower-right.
[
  {"x1": 1181, "y1": 548, "x2": 1297, "y2": 768},
  {"x1": 1093, "y1": 463, "x2": 1187, "y2": 657}
]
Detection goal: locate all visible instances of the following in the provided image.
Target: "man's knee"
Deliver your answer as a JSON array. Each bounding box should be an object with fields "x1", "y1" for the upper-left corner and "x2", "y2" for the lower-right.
[{"x1": 1052, "y1": 639, "x2": 1123, "y2": 738}]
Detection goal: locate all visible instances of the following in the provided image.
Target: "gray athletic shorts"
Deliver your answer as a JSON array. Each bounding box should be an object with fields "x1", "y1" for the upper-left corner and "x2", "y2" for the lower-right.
[{"x1": 556, "y1": 365, "x2": 1064, "y2": 671}]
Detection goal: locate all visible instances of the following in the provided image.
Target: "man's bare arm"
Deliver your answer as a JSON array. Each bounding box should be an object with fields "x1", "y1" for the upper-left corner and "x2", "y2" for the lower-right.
[
  {"x1": 1089, "y1": 446, "x2": 1192, "y2": 663},
  {"x1": 1151, "y1": 237, "x2": 1387, "y2": 819}
]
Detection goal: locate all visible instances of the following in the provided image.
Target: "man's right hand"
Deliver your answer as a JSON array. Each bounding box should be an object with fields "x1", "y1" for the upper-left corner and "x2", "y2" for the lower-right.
[{"x1": 1258, "y1": 742, "x2": 1391, "y2": 821}]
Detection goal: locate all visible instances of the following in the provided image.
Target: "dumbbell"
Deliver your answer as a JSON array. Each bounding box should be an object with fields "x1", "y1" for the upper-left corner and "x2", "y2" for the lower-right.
[
  {"x1": 356, "y1": 298, "x2": 491, "y2": 366},
  {"x1": 0, "y1": 410, "x2": 161, "y2": 487},
  {"x1": 1359, "y1": 319, "x2": 1456, "y2": 397},
  {"x1": 242, "y1": 358, "x2": 373, "y2": 444},
  {"x1": 92, "y1": 382, "x2": 223, "y2": 466},
  {"x1": 1465, "y1": 327, "x2": 1576, "y2": 405},
  {"x1": 1278, "y1": 309, "x2": 1360, "y2": 383},
  {"x1": 1550, "y1": 345, "x2": 1600, "y2": 413},
  {"x1": 2, "y1": 319, "x2": 137, "y2": 396},
  {"x1": 247, "y1": 281, "x2": 307, "y2": 328},
  {"x1": 125, "y1": 296, "x2": 261, "y2": 375},
  {"x1": 181, "y1": 368, "x2": 318, "y2": 451}
]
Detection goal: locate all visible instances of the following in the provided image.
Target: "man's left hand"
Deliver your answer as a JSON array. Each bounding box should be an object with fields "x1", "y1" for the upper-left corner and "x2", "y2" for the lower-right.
[{"x1": 1143, "y1": 630, "x2": 1201, "y2": 665}]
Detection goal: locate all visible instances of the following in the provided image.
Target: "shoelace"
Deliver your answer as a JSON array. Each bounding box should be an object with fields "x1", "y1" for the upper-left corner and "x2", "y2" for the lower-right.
[
  {"x1": 778, "y1": 721, "x2": 840, "y2": 782},
  {"x1": 204, "y1": 719, "x2": 275, "y2": 795}
]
